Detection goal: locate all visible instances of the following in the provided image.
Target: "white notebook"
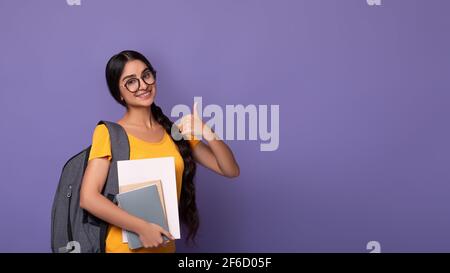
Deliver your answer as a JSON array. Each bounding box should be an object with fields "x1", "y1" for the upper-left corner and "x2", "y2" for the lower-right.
[{"x1": 117, "y1": 157, "x2": 180, "y2": 242}]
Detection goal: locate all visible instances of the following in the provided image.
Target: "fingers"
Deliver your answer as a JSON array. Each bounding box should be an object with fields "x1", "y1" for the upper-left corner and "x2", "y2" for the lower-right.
[
  {"x1": 176, "y1": 121, "x2": 182, "y2": 130},
  {"x1": 176, "y1": 109, "x2": 203, "y2": 139},
  {"x1": 176, "y1": 115, "x2": 192, "y2": 130},
  {"x1": 177, "y1": 118, "x2": 194, "y2": 138},
  {"x1": 160, "y1": 227, "x2": 176, "y2": 241}
]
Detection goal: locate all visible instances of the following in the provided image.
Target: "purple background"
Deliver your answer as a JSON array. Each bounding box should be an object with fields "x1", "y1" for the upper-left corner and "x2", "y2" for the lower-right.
[{"x1": 0, "y1": 0, "x2": 449, "y2": 252}]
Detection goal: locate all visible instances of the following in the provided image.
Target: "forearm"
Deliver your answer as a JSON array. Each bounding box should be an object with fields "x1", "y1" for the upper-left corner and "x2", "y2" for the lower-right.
[
  {"x1": 80, "y1": 192, "x2": 146, "y2": 234},
  {"x1": 204, "y1": 127, "x2": 240, "y2": 177}
]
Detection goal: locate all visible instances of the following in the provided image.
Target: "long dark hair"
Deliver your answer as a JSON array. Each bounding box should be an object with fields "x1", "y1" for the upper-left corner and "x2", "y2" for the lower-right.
[{"x1": 105, "y1": 50, "x2": 199, "y2": 244}]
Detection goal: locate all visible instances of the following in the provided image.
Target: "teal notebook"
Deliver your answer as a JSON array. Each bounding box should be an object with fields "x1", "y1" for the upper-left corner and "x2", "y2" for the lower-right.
[{"x1": 116, "y1": 184, "x2": 170, "y2": 250}]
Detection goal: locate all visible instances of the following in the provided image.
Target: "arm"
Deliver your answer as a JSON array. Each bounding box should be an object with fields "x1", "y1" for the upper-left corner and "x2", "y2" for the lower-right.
[
  {"x1": 79, "y1": 157, "x2": 175, "y2": 248},
  {"x1": 191, "y1": 127, "x2": 240, "y2": 178},
  {"x1": 177, "y1": 102, "x2": 240, "y2": 178}
]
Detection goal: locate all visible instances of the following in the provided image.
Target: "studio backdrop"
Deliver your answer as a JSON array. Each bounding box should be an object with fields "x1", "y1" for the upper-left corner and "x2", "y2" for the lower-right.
[{"x1": 0, "y1": 0, "x2": 449, "y2": 252}]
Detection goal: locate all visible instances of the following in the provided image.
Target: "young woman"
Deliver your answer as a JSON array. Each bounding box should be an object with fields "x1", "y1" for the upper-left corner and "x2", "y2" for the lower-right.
[{"x1": 80, "y1": 50, "x2": 240, "y2": 253}]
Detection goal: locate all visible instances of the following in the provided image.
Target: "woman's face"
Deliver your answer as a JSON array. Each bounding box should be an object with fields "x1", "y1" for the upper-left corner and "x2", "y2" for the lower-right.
[{"x1": 119, "y1": 59, "x2": 157, "y2": 108}]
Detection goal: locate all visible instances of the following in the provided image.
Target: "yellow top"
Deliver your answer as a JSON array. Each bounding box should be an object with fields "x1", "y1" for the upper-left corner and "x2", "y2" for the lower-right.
[{"x1": 87, "y1": 123, "x2": 200, "y2": 253}]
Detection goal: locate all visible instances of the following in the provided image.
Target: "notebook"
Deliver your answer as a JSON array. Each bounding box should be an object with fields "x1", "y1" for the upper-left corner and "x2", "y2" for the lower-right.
[
  {"x1": 119, "y1": 181, "x2": 168, "y2": 221},
  {"x1": 117, "y1": 157, "x2": 181, "y2": 240},
  {"x1": 116, "y1": 184, "x2": 170, "y2": 250},
  {"x1": 119, "y1": 180, "x2": 168, "y2": 243}
]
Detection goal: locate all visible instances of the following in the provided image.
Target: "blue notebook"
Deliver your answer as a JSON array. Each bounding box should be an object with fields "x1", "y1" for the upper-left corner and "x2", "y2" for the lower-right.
[{"x1": 116, "y1": 184, "x2": 170, "y2": 250}]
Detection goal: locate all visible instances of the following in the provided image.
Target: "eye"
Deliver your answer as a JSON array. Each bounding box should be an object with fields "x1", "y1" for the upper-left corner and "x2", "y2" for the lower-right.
[
  {"x1": 126, "y1": 78, "x2": 138, "y2": 86},
  {"x1": 143, "y1": 71, "x2": 153, "y2": 80}
]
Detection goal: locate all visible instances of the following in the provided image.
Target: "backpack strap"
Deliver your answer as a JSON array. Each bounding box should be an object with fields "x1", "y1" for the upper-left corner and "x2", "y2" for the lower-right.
[
  {"x1": 96, "y1": 120, "x2": 130, "y2": 197},
  {"x1": 82, "y1": 120, "x2": 130, "y2": 253}
]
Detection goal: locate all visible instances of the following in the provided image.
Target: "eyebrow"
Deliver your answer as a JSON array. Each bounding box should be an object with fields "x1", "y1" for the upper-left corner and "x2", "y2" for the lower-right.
[{"x1": 122, "y1": 68, "x2": 150, "y2": 82}]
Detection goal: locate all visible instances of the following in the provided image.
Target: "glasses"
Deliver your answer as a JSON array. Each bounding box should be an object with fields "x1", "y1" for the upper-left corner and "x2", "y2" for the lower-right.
[{"x1": 122, "y1": 69, "x2": 156, "y2": 93}]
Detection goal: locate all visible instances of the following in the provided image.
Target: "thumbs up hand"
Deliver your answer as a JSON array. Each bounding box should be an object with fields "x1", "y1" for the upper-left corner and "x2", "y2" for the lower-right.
[{"x1": 176, "y1": 102, "x2": 208, "y2": 140}]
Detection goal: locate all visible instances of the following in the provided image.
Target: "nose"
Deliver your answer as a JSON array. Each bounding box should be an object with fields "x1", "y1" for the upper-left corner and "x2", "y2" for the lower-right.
[{"x1": 139, "y1": 78, "x2": 148, "y2": 90}]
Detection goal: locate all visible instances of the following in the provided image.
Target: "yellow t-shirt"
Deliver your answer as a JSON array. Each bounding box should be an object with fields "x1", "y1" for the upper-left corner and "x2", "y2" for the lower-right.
[{"x1": 87, "y1": 123, "x2": 200, "y2": 253}]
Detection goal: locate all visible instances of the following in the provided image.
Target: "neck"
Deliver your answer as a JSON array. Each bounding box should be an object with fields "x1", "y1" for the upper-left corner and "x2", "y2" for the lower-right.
[{"x1": 122, "y1": 105, "x2": 157, "y2": 129}]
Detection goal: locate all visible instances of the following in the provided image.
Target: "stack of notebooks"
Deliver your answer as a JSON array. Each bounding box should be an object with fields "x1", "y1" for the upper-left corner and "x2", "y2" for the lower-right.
[{"x1": 116, "y1": 180, "x2": 170, "y2": 250}]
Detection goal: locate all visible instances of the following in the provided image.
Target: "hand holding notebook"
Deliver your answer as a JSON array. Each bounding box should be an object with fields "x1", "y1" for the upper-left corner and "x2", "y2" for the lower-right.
[{"x1": 116, "y1": 183, "x2": 172, "y2": 250}]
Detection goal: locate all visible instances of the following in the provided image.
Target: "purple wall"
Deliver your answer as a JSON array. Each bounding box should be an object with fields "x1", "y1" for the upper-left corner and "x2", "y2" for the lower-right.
[{"x1": 1, "y1": 0, "x2": 449, "y2": 252}]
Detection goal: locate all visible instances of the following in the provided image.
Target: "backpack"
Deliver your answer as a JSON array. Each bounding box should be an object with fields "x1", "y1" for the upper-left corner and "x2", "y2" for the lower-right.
[{"x1": 51, "y1": 120, "x2": 130, "y2": 253}]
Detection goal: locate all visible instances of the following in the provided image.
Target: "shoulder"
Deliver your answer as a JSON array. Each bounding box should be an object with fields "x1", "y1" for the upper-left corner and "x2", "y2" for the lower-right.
[
  {"x1": 91, "y1": 123, "x2": 111, "y2": 143},
  {"x1": 93, "y1": 124, "x2": 109, "y2": 136},
  {"x1": 88, "y1": 123, "x2": 113, "y2": 161}
]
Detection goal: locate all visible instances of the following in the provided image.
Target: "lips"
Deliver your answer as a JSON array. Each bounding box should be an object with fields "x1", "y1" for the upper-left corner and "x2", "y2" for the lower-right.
[{"x1": 136, "y1": 90, "x2": 151, "y2": 99}]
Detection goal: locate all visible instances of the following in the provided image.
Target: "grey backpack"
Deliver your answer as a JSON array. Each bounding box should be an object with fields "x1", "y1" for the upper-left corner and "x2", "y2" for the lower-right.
[{"x1": 51, "y1": 120, "x2": 130, "y2": 253}]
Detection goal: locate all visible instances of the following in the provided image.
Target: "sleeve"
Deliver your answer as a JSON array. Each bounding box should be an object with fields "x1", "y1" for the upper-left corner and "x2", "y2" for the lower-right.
[
  {"x1": 188, "y1": 138, "x2": 201, "y2": 150},
  {"x1": 88, "y1": 124, "x2": 112, "y2": 161}
]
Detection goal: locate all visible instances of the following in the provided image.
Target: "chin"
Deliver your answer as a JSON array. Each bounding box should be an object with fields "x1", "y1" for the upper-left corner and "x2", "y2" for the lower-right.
[{"x1": 140, "y1": 99, "x2": 154, "y2": 107}]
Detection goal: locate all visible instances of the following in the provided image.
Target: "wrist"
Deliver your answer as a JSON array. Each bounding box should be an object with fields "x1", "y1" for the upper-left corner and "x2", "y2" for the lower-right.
[{"x1": 132, "y1": 218, "x2": 148, "y2": 234}]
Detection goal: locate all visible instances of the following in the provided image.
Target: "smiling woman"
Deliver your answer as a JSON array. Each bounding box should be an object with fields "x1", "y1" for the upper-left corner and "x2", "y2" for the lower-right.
[{"x1": 77, "y1": 50, "x2": 240, "y2": 253}]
